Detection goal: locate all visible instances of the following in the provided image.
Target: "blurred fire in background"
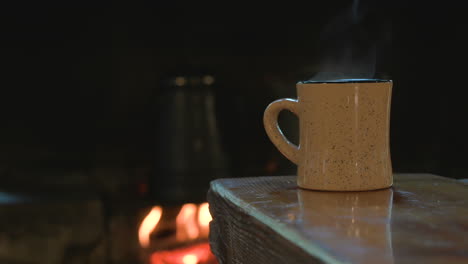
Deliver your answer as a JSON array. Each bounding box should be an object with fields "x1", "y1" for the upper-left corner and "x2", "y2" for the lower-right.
[{"x1": 139, "y1": 203, "x2": 217, "y2": 264}]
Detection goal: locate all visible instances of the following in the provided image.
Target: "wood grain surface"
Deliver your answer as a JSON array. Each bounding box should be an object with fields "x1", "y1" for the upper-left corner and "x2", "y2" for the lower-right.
[{"x1": 208, "y1": 174, "x2": 468, "y2": 264}]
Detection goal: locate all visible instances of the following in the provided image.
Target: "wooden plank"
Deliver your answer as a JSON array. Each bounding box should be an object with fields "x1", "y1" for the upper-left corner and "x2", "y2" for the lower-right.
[{"x1": 208, "y1": 174, "x2": 468, "y2": 264}]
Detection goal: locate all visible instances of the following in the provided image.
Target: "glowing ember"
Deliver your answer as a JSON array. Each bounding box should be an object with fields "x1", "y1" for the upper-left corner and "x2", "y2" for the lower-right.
[
  {"x1": 139, "y1": 206, "x2": 163, "y2": 248},
  {"x1": 182, "y1": 254, "x2": 198, "y2": 264},
  {"x1": 176, "y1": 203, "x2": 199, "y2": 241},
  {"x1": 150, "y1": 243, "x2": 217, "y2": 264}
]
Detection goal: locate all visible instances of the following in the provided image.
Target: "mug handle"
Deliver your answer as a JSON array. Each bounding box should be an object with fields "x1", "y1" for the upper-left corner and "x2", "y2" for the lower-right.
[{"x1": 263, "y1": 98, "x2": 300, "y2": 165}]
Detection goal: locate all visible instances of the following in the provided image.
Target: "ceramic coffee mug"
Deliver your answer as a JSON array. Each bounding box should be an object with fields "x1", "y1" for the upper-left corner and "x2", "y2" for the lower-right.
[{"x1": 263, "y1": 79, "x2": 393, "y2": 191}]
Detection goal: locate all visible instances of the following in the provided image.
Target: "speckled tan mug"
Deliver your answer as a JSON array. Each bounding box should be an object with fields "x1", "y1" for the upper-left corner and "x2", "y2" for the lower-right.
[{"x1": 264, "y1": 79, "x2": 393, "y2": 191}]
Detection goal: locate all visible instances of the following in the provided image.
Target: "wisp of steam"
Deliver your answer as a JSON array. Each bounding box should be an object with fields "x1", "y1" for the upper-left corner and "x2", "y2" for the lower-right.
[{"x1": 310, "y1": 0, "x2": 383, "y2": 81}]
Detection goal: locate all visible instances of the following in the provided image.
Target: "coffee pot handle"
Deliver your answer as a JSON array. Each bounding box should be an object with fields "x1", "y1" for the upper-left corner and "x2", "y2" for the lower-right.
[{"x1": 263, "y1": 98, "x2": 300, "y2": 165}]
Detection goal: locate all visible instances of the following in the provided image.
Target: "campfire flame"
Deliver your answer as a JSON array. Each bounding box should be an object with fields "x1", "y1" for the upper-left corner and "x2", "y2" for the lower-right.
[
  {"x1": 176, "y1": 203, "x2": 200, "y2": 241},
  {"x1": 139, "y1": 206, "x2": 163, "y2": 248},
  {"x1": 138, "y1": 203, "x2": 213, "y2": 247},
  {"x1": 139, "y1": 203, "x2": 216, "y2": 264},
  {"x1": 198, "y1": 203, "x2": 211, "y2": 237}
]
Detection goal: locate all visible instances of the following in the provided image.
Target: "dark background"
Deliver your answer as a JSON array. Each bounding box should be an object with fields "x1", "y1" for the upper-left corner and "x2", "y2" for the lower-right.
[{"x1": 1, "y1": 1, "x2": 467, "y2": 197}]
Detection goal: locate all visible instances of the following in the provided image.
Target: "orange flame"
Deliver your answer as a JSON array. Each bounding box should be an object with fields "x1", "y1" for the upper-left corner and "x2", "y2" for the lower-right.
[
  {"x1": 139, "y1": 206, "x2": 163, "y2": 248},
  {"x1": 176, "y1": 203, "x2": 199, "y2": 241},
  {"x1": 197, "y1": 203, "x2": 211, "y2": 237}
]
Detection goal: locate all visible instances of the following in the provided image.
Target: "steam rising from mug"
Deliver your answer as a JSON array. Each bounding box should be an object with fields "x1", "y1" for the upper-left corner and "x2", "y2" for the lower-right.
[{"x1": 310, "y1": 0, "x2": 389, "y2": 81}]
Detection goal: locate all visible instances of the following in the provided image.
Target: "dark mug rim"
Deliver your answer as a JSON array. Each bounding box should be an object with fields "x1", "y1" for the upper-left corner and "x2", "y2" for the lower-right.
[{"x1": 297, "y1": 79, "x2": 391, "y2": 84}]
